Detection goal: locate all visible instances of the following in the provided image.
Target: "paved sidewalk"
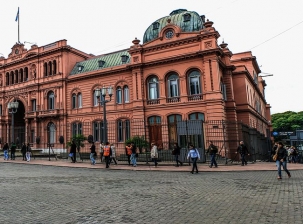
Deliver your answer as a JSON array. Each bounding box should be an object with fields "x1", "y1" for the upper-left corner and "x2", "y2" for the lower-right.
[{"x1": 1, "y1": 158, "x2": 303, "y2": 172}]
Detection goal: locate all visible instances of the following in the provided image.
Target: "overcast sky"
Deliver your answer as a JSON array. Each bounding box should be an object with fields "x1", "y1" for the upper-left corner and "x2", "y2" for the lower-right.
[{"x1": 1, "y1": 0, "x2": 302, "y2": 114}]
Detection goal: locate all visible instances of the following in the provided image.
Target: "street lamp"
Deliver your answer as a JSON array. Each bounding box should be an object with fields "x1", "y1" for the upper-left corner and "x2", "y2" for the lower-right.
[
  {"x1": 8, "y1": 99, "x2": 19, "y2": 144},
  {"x1": 95, "y1": 86, "x2": 113, "y2": 143}
]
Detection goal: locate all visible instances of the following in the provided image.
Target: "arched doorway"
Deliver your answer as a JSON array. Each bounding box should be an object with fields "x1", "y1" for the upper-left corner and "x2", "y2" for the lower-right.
[{"x1": 10, "y1": 100, "x2": 26, "y2": 146}]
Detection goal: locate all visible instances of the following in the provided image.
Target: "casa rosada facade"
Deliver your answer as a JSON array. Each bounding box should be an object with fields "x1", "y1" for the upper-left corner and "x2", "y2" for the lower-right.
[{"x1": 0, "y1": 9, "x2": 271, "y2": 156}]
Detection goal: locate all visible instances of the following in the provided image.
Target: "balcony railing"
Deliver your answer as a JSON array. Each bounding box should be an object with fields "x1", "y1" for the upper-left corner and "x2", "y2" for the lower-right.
[
  {"x1": 188, "y1": 94, "x2": 203, "y2": 101},
  {"x1": 147, "y1": 99, "x2": 160, "y2": 105},
  {"x1": 166, "y1": 97, "x2": 180, "y2": 103}
]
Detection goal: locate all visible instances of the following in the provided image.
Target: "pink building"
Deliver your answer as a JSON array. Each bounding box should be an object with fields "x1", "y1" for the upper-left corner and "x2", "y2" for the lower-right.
[{"x1": 0, "y1": 9, "x2": 271, "y2": 161}]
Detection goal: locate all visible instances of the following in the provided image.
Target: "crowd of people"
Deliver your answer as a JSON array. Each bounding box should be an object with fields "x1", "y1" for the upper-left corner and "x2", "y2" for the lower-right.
[
  {"x1": 5, "y1": 139, "x2": 299, "y2": 178},
  {"x1": 3, "y1": 142, "x2": 32, "y2": 162},
  {"x1": 67, "y1": 140, "x2": 202, "y2": 173}
]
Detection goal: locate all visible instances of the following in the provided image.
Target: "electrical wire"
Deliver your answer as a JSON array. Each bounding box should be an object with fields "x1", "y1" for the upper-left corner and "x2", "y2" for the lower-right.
[{"x1": 250, "y1": 19, "x2": 303, "y2": 50}]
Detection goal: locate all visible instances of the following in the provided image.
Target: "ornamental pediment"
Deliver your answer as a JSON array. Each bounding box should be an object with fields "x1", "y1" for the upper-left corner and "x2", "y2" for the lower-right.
[{"x1": 8, "y1": 43, "x2": 27, "y2": 59}]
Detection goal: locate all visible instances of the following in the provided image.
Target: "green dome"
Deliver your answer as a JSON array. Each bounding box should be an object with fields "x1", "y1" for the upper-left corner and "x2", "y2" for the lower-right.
[{"x1": 143, "y1": 9, "x2": 204, "y2": 44}]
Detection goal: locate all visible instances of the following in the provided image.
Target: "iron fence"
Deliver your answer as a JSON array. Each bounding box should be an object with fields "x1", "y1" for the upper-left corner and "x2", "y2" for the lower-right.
[{"x1": 1, "y1": 119, "x2": 272, "y2": 164}]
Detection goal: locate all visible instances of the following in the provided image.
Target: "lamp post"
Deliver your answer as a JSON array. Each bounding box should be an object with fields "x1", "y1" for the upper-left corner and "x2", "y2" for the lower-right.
[
  {"x1": 8, "y1": 100, "x2": 19, "y2": 144},
  {"x1": 95, "y1": 86, "x2": 113, "y2": 144}
]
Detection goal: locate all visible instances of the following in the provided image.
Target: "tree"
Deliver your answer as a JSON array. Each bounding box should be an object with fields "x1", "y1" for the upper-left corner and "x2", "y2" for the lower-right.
[
  {"x1": 272, "y1": 111, "x2": 303, "y2": 131},
  {"x1": 66, "y1": 134, "x2": 87, "y2": 152},
  {"x1": 125, "y1": 136, "x2": 149, "y2": 153}
]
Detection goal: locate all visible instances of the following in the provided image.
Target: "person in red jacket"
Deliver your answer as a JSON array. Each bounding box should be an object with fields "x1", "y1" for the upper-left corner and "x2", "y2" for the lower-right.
[
  {"x1": 103, "y1": 142, "x2": 112, "y2": 168},
  {"x1": 125, "y1": 143, "x2": 132, "y2": 165}
]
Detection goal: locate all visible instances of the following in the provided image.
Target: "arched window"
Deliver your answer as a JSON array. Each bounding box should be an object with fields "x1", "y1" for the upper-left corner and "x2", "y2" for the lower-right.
[
  {"x1": 148, "y1": 116, "x2": 162, "y2": 149},
  {"x1": 72, "y1": 93, "x2": 82, "y2": 109},
  {"x1": 93, "y1": 89, "x2": 100, "y2": 106},
  {"x1": 72, "y1": 122, "x2": 82, "y2": 136},
  {"x1": 19, "y1": 68, "x2": 23, "y2": 82},
  {"x1": 116, "y1": 87, "x2": 122, "y2": 104},
  {"x1": 152, "y1": 22, "x2": 160, "y2": 30},
  {"x1": 148, "y1": 116, "x2": 161, "y2": 124},
  {"x1": 47, "y1": 122, "x2": 56, "y2": 144},
  {"x1": 24, "y1": 67, "x2": 28, "y2": 81},
  {"x1": 78, "y1": 93, "x2": 82, "y2": 108},
  {"x1": 168, "y1": 114, "x2": 182, "y2": 123},
  {"x1": 183, "y1": 13, "x2": 191, "y2": 22},
  {"x1": 6, "y1": 72, "x2": 9, "y2": 86},
  {"x1": 48, "y1": 91, "x2": 55, "y2": 110},
  {"x1": 117, "y1": 119, "x2": 131, "y2": 142},
  {"x1": 167, "y1": 73, "x2": 179, "y2": 97},
  {"x1": 188, "y1": 70, "x2": 201, "y2": 95},
  {"x1": 93, "y1": 121, "x2": 104, "y2": 142},
  {"x1": 253, "y1": 71, "x2": 258, "y2": 84},
  {"x1": 15, "y1": 70, "x2": 19, "y2": 84},
  {"x1": 53, "y1": 60, "x2": 57, "y2": 75},
  {"x1": 125, "y1": 120, "x2": 130, "y2": 140},
  {"x1": 44, "y1": 63, "x2": 48, "y2": 76},
  {"x1": 220, "y1": 80, "x2": 227, "y2": 101},
  {"x1": 72, "y1": 94, "x2": 77, "y2": 109},
  {"x1": 124, "y1": 86, "x2": 129, "y2": 103},
  {"x1": 117, "y1": 120, "x2": 123, "y2": 142},
  {"x1": 188, "y1": 113, "x2": 204, "y2": 149},
  {"x1": 10, "y1": 71, "x2": 14, "y2": 85},
  {"x1": 189, "y1": 112, "x2": 204, "y2": 121},
  {"x1": 168, "y1": 114, "x2": 182, "y2": 147},
  {"x1": 148, "y1": 76, "x2": 159, "y2": 99},
  {"x1": 48, "y1": 61, "x2": 52, "y2": 76}
]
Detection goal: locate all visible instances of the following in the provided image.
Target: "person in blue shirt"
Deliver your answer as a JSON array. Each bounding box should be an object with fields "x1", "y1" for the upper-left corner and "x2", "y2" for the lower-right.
[{"x1": 187, "y1": 144, "x2": 200, "y2": 174}]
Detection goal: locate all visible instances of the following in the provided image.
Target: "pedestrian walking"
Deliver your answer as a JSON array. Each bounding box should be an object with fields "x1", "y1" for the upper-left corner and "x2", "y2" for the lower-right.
[
  {"x1": 271, "y1": 142, "x2": 278, "y2": 162},
  {"x1": 90, "y1": 142, "x2": 96, "y2": 165},
  {"x1": 26, "y1": 143, "x2": 31, "y2": 162},
  {"x1": 70, "y1": 140, "x2": 77, "y2": 163},
  {"x1": 207, "y1": 141, "x2": 218, "y2": 168},
  {"x1": 172, "y1": 143, "x2": 183, "y2": 167},
  {"x1": 110, "y1": 143, "x2": 118, "y2": 165},
  {"x1": 150, "y1": 142, "x2": 158, "y2": 167},
  {"x1": 10, "y1": 142, "x2": 16, "y2": 160},
  {"x1": 275, "y1": 142, "x2": 291, "y2": 179},
  {"x1": 130, "y1": 142, "x2": 137, "y2": 167},
  {"x1": 103, "y1": 142, "x2": 112, "y2": 168},
  {"x1": 236, "y1": 141, "x2": 249, "y2": 166},
  {"x1": 21, "y1": 143, "x2": 27, "y2": 161},
  {"x1": 187, "y1": 144, "x2": 200, "y2": 174},
  {"x1": 3, "y1": 142, "x2": 9, "y2": 160},
  {"x1": 125, "y1": 143, "x2": 132, "y2": 165},
  {"x1": 100, "y1": 141, "x2": 104, "y2": 162}
]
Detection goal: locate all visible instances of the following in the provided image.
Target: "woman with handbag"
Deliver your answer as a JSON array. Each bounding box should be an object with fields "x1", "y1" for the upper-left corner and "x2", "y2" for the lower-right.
[
  {"x1": 150, "y1": 142, "x2": 158, "y2": 167},
  {"x1": 275, "y1": 142, "x2": 291, "y2": 180}
]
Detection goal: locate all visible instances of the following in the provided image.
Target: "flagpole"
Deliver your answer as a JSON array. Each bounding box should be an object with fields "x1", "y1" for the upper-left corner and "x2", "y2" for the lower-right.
[{"x1": 18, "y1": 7, "x2": 20, "y2": 43}]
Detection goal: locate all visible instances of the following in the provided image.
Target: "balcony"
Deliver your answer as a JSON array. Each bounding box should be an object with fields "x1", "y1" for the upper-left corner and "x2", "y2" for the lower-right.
[
  {"x1": 166, "y1": 97, "x2": 180, "y2": 103},
  {"x1": 147, "y1": 99, "x2": 160, "y2": 105},
  {"x1": 188, "y1": 94, "x2": 203, "y2": 101},
  {"x1": 38, "y1": 109, "x2": 63, "y2": 118}
]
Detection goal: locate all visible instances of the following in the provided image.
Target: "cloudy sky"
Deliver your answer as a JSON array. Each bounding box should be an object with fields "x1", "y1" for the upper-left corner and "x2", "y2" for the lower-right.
[{"x1": 1, "y1": 0, "x2": 302, "y2": 114}]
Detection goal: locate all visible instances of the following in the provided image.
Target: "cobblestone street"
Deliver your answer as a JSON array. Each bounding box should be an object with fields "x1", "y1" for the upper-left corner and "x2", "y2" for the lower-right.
[{"x1": 0, "y1": 163, "x2": 303, "y2": 224}]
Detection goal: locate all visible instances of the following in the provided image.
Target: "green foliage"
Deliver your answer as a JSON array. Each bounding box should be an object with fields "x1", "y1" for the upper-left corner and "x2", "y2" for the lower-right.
[
  {"x1": 272, "y1": 111, "x2": 303, "y2": 131},
  {"x1": 66, "y1": 134, "x2": 87, "y2": 151},
  {"x1": 125, "y1": 135, "x2": 149, "y2": 149}
]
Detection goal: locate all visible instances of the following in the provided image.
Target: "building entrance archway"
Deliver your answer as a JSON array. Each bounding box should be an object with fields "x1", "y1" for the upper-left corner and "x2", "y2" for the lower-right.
[{"x1": 10, "y1": 100, "x2": 26, "y2": 146}]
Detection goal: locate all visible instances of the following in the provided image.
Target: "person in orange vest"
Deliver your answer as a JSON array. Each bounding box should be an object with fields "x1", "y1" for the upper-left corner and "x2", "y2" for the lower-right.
[
  {"x1": 103, "y1": 142, "x2": 112, "y2": 168},
  {"x1": 125, "y1": 143, "x2": 132, "y2": 165}
]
